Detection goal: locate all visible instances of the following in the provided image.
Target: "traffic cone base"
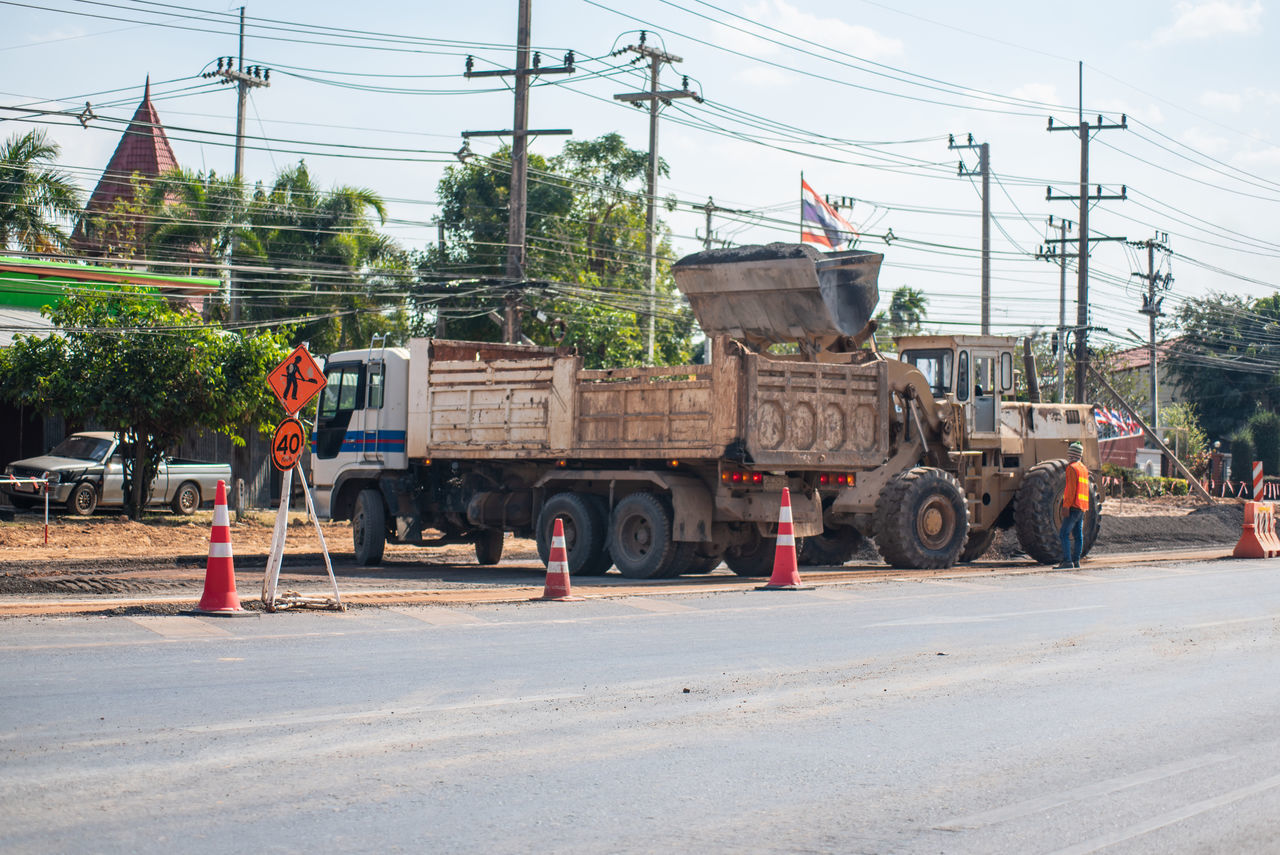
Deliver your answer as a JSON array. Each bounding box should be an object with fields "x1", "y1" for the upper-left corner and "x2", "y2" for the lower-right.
[
  {"x1": 534, "y1": 517, "x2": 584, "y2": 602},
  {"x1": 191, "y1": 480, "x2": 251, "y2": 616},
  {"x1": 756, "y1": 487, "x2": 813, "y2": 591}
]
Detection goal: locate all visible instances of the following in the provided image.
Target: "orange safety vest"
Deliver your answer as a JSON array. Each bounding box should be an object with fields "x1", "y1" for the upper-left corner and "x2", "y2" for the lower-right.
[{"x1": 1063, "y1": 461, "x2": 1090, "y2": 510}]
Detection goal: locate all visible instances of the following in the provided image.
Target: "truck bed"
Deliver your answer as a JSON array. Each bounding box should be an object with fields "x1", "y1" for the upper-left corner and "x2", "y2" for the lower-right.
[{"x1": 406, "y1": 338, "x2": 889, "y2": 468}]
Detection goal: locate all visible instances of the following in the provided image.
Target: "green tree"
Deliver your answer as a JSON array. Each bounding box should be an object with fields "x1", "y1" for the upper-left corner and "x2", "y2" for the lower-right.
[
  {"x1": 1166, "y1": 291, "x2": 1280, "y2": 439},
  {"x1": 146, "y1": 167, "x2": 248, "y2": 277},
  {"x1": 1247, "y1": 410, "x2": 1280, "y2": 478},
  {"x1": 427, "y1": 135, "x2": 695, "y2": 367},
  {"x1": 874, "y1": 285, "x2": 928, "y2": 349},
  {"x1": 0, "y1": 291, "x2": 288, "y2": 519},
  {"x1": 245, "y1": 161, "x2": 404, "y2": 351},
  {"x1": 0, "y1": 129, "x2": 82, "y2": 252},
  {"x1": 1160, "y1": 401, "x2": 1209, "y2": 469}
]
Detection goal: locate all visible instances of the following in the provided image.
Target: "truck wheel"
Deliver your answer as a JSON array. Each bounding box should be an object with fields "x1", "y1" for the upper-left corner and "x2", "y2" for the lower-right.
[
  {"x1": 608, "y1": 492, "x2": 682, "y2": 579},
  {"x1": 68, "y1": 482, "x2": 98, "y2": 517},
  {"x1": 958, "y1": 527, "x2": 998, "y2": 563},
  {"x1": 686, "y1": 551, "x2": 725, "y2": 573},
  {"x1": 538, "y1": 492, "x2": 611, "y2": 576},
  {"x1": 798, "y1": 524, "x2": 863, "y2": 566},
  {"x1": 874, "y1": 467, "x2": 968, "y2": 569},
  {"x1": 169, "y1": 481, "x2": 201, "y2": 516},
  {"x1": 353, "y1": 488, "x2": 386, "y2": 566},
  {"x1": 1014, "y1": 460, "x2": 1102, "y2": 564},
  {"x1": 724, "y1": 529, "x2": 777, "y2": 577},
  {"x1": 474, "y1": 528, "x2": 504, "y2": 565}
]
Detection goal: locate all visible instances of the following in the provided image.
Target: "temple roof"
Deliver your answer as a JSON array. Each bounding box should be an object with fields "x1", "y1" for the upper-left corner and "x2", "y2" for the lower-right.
[{"x1": 74, "y1": 78, "x2": 178, "y2": 246}]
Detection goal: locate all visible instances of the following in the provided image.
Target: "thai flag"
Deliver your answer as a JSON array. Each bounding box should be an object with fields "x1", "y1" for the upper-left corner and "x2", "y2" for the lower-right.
[
  {"x1": 801, "y1": 178, "x2": 857, "y2": 250},
  {"x1": 1093, "y1": 407, "x2": 1109, "y2": 428}
]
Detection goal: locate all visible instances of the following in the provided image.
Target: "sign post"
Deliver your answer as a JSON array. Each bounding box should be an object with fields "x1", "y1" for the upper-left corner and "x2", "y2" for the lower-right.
[{"x1": 260, "y1": 345, "x2": 343, "y2": 612}]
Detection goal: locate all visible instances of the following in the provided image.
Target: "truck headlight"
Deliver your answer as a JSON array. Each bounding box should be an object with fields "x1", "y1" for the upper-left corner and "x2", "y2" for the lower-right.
[{"x1": 44, "y1": 471, "x2": 60, "y2": 485}]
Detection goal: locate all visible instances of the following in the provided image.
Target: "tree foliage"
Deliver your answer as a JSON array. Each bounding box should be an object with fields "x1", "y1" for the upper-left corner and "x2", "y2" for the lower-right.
[
  {"x1": 0, "y1": 291, "x2": 288, "y2": 518},
  {"x1": 0, "y1": 129, "x2": 82, "y2": 252},
  {"x1": 1165, "y1": 291, "x2": 1280, "y2": 439},
  {"x1": 427, "y1": 135, "x2": 695, "y2": 367}
]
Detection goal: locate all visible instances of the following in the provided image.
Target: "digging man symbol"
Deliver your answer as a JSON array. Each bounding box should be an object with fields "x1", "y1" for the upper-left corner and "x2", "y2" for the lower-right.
[{"x1": 282, "y1": 355, "x2": 319, "y2": 407}]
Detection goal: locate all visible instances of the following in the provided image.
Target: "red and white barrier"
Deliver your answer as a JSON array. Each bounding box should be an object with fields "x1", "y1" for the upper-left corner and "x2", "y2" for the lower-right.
[
  {"x1": 1234, "y1": 501, "x2": 1280, "y2": 559},
  {"x1": 3, "y1": 474, "x2": 51, "y2": 545}
]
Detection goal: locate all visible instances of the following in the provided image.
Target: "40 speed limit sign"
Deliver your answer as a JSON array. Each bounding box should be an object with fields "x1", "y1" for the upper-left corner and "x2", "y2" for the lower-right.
[{"x1": 271, "y1": 417, "x2": 307, "y2": 471}]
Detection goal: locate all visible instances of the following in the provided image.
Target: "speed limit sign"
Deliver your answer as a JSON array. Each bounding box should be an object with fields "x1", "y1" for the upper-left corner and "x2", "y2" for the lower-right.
[{"x1": 271, "y1": 418, "x2": 307, "y2": 471}]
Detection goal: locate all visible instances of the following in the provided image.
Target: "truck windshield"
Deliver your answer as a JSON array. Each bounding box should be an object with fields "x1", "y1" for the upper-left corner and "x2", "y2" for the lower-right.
[
  {"x1": 900, "y1": 349, "x2": 953, "y2": 398},
  {"x1": 50, "y1": 436, "x2": 113, "y2": 462}
]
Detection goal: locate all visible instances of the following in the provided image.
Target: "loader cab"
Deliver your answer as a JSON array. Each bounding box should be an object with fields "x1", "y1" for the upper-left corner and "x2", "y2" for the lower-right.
[{"x1": 898, "y1": 334, "x2": 1018, "y2": 437}]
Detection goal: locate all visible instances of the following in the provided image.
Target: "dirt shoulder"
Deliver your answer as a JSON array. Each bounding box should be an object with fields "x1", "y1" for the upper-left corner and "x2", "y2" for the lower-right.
[{"x1": 0, "y1": 497, "x2": 1244, "y2": 607}]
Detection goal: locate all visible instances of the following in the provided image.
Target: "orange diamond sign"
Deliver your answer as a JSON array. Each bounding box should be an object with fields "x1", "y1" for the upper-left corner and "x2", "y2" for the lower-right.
[{"x1": 267, "y1": 345, "x2": 327, "y2": 415}]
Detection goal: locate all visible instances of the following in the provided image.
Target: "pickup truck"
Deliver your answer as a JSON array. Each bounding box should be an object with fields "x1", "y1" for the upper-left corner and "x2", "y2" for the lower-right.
[{"x1": 1, "y1": 431, "x2": 232, "y2": 516}]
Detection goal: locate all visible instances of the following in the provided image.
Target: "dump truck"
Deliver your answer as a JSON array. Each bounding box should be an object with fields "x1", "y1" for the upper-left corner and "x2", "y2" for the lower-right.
[{"x1": 309, "y1": 242, "x2": 1100, "y2": 575}]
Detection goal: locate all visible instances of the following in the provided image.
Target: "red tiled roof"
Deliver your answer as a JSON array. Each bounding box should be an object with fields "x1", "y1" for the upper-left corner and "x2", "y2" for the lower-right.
[
  {"x1": 1108, "y1": 339, "x2": 1181, "y2": 371},
  {"x1": 74, "y1": 78, "x2": 178, "y2": 245}
]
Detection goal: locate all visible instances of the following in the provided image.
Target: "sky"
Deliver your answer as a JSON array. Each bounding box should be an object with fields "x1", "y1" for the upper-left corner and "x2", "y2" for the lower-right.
[{"x1": 2, "y1": 0, "x2": 1277, "y2": 352}]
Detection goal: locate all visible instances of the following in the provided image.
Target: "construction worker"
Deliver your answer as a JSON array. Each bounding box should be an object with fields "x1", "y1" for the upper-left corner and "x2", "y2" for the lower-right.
[{"x1": 1057, "y1": 441, "x2": 1090, "y2": 568}]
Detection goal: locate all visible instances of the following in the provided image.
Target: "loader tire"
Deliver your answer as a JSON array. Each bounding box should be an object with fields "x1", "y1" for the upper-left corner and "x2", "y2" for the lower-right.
[
  {"x1": 958, "y1": 527, "x2": 998, "y2": 563},
  {"x1": 1014, "y1": 460, "x2": 1102, "y2": 564},
  {"x1": 724, "y1": 529, "x2": 777, "y2": 577},
  {"x1": 873, "y1": 467, "x2": 968, "y2": 569},
  {"x1": 797, "y1": 524, "x2": 864, "y2": 567}
]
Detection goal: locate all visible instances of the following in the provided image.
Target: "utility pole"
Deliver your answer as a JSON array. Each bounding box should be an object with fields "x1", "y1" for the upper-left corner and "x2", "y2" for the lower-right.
[
  {"x1": 691, "y1": 196, "x2": 747, "y2": 250},
  {"x1": 1047, "y1": 112, "x2": 1127, "y2": 403},
  {"x1": 462, "y1": 0, "x2": 574, "y2": 342},
  {"x1": 1131, "y1": 231, "x2": 1173, "y2": 432},
  {"x1": 203, "y1": 6, "x2": 270, "y2": 324},
  {"x1": 949, "y1": 134, "x2": 990, "y2": 334},
  {"x1": 614, "y1": 32, "x2": 702, "y2": 364},
  {"x1": 1041, "y1": 216, "x2": 1074, "y2": 402}
]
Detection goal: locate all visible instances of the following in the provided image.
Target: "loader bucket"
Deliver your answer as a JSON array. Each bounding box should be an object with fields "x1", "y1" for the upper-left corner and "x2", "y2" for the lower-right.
[{"x1": 672, "y1": 243, "x2": 882, "y2": 346}]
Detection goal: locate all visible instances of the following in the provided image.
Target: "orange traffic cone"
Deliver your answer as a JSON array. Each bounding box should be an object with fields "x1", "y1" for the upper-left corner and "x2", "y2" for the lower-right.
[
  {"x1": 534, "y1": 517, "x2": 583, "y2": 601},
  {"x1": 194, "y1": 480, "x2": 246, "y2": 615},
  {"x1": 757, "y1": 487, "x2": 812, "y2": 591}
]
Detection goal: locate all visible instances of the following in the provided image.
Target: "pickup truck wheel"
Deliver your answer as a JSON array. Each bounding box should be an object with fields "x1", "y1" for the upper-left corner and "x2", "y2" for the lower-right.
[
  {"x1": 169, "y1": 481, "x2": 201, "y2": 516},
  {"x1": 797, "y1": 524, "x2": 863, "y2": 566},
  {"x1": 67, "y1": 482, "x2": 98, "y2": 517},
  {"x1": 958, "y1": 527, "x2": 998, "y2": 563},
  {"x1": 1014, "y1": 460, "x2": 1102, "y2": 564},
  {"x1": 353, "y1": 488, "x2": 387, "y2": 566},
  {"x1": 724, "y1": 530, "x2": 777, "y2": 577},
  {"x1": 874, "y1": 467, "x2": 968, "y2": 569},
  {"x1": 474, "y1": 528, "x2": 504, "y2": 565},
  {"x1": 608, "y1": 492, "x2": 681, "y2": 579},
  {"x1": 537, "y1": 493, "x2": 610, "y2": 576}
]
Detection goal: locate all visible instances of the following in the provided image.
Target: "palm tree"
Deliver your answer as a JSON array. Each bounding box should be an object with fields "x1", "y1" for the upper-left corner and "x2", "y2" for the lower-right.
[
  {"x1": 246, "y1": 161, "x2": 401, "y2": 350},
  {"x1": 0, "y1": 129, "x2": 82, "y2": 252},
  {"x1": 145, "y1": 167, "x2": 248, "y2": 275}
]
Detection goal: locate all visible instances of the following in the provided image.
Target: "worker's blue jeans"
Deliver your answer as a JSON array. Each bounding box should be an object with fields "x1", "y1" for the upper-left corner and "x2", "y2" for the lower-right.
[{"x1": 1059, "y1": 507, "x2": 1084, "y2": 564}]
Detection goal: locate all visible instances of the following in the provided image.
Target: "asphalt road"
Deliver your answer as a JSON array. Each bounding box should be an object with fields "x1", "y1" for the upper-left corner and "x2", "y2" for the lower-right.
[{"x1": 3, "y1": 556, "x2": 1280, "y2": 854}]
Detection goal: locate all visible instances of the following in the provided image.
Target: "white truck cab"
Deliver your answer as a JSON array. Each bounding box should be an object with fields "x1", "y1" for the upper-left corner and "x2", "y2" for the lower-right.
[{"x1": 310, "y1": 342, "x2": 409, "y2": 521}]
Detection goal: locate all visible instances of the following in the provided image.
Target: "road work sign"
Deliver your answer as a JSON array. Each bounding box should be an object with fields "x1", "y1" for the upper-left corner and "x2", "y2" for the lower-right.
[
  {"x1": 267, "y1": 345, "x2": 326, "y2": 415},
  {"x1": 271, "y1": 418, "x2": 306, "y2": 471}
]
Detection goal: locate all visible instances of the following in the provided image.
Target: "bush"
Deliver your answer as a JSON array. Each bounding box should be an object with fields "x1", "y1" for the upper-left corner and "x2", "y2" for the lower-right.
[
  {"x1": 1248, "y1": 411, "x2": 1280, "y2": 477},
  {"x1": 1230, "y1": 428, "x2": 1256, "y2": 483},
  {"x1": 1131, "y1": 476, "x2": 1190, "y2": 497}
]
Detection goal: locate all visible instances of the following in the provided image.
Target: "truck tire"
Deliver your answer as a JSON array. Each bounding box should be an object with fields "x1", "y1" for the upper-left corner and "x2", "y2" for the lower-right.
[
  {"x1": 958, "y1": 527, "x2": 998, "y2": 563},
  {"x1": 68, "y1": 482, "x2": 98, "y2": 517},
  {"x1": 1014, "y1": 460, "x2": 1102, "y2": 564},
  {"x1": 353, "y1": 488, "x2": 386, "y2": 566},
  {"x1": 474, "y1": 528, "x2": 504, "y2": 565},
  {"x1": 874, "y1": 467, "x2": 968, "y2": 569},
  {"x1": 538, "y1": 492, "x2": 611, "y2": 576},
  {"x1": 686, "y1": 551, "x2": 725, "y2": 573},
  {"x1": 607, "y1": 492, "x2": 683, "y2": 579},
  {"x1": 169, "y1": 481, "x2": 201, "y2": 516},
  {"x1": 724, "y1": 529, "x2": 777, "y2": 577},
  {"x1": 798, "y1": 524, "x2": 863, "y2": 566}
]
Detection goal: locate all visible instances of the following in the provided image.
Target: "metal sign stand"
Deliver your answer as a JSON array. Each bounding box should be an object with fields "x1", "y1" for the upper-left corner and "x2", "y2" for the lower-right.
[{"x1": 261, "y1": 460, "x2": 344, "y2": 612}]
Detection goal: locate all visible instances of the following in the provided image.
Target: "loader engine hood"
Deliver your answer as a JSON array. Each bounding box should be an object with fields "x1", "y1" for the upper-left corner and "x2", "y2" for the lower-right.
[{"x1": 672, "y1": 242, "x2": 881, "y2": 348}]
